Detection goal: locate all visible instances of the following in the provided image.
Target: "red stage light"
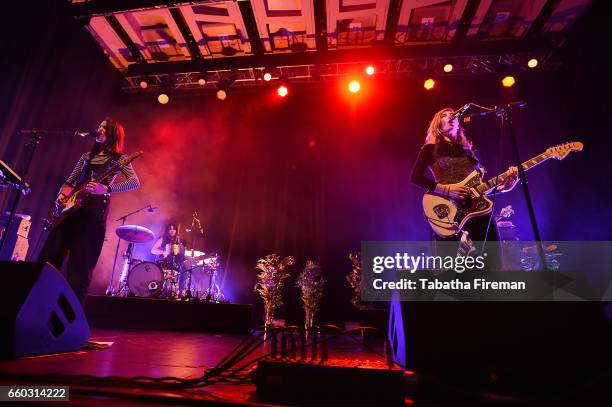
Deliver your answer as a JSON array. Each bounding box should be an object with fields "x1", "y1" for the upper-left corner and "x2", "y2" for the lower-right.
[
  {"x1": 139, "y1": 80, "x2": 148, "y2": 89},
  {"x1": 502, "y1": 76, "x2": 516, "y2": 87},
  {"x1": 443, "y1": 64, "x2": 453, "y2": 73},
  {"x1": 277, "y1": 85, "x2": 288, "y2": 97},
  {"x1": 263, "y1": 72, "x2": 272, "y2": 82},
  {"x1": 365, "y1": 65, "x2": 375, "y2": 75},
  {"x1": 423, "y1": 78, "x2": 435, "y2": 90},
  {"x1": 348, "y1": 80, "x2": 361, "y2": 93}
]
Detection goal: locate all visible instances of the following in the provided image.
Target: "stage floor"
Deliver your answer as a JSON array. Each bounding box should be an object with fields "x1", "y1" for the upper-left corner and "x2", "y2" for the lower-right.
[{"x1": 0, "y1": 327, "x2": 389, "y2": 406}]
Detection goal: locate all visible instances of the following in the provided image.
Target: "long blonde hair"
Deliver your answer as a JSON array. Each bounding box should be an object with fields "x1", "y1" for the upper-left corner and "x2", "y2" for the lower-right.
[{"x1": 425, "y1": 108, "x2": 472, "y2": 150}]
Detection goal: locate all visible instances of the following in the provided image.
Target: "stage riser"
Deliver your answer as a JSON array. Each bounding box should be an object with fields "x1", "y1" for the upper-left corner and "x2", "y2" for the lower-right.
[{"x1": 84, "y1": 295, "x2": 252, "y2": 334}]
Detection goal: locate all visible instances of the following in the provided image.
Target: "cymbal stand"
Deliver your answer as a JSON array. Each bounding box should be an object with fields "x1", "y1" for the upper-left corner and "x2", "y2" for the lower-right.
[
  {"x1": 106, "y1": 204, "x2": 154, "y2": 295},
  {"x1": 115, "y1": 242, "x2": 134, "y2": 296}
]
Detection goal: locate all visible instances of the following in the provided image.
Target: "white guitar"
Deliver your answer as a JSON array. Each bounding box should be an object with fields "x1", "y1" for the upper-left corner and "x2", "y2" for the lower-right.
[{"x1": 422, "y1": 142, "x2": 583, "y2": 237}]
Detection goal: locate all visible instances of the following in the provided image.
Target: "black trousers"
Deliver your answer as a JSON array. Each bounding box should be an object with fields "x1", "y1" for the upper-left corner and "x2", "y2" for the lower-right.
[
  {"x1": 38, "y1": 197, "x2": 108, "y2": 304},
  {"x1": 434, "y1": 214, "x2": 502, "y2": 270}
]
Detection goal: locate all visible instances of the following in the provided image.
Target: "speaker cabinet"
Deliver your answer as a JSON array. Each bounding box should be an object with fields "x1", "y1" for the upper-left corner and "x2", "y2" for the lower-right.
[{"x1": 0, "y1": 262, "x2": 90, "y2": 359}]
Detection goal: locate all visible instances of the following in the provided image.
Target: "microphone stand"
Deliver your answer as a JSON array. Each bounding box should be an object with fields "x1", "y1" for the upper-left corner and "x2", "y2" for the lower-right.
[
  {"x1": 1, "y1": 128, "x2": 98, "y2": 258},
  {"x1": 106, "y1": 204, "x2": 155, "y2": 295},
  {"x1": 0, "y1": 131, "x2": 38, "y2": 257},
  {"x1": 464, "y1": 102, "x2": 548, "y2": 271}
]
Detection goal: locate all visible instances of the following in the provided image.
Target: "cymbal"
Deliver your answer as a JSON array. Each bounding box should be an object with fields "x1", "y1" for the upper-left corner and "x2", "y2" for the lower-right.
[
  {"x1": 116, "y1": 225, "x2": 155, "y2": 243},
  {"x1": 184, "y1": 249, "x2": 205, "y2": 258}
]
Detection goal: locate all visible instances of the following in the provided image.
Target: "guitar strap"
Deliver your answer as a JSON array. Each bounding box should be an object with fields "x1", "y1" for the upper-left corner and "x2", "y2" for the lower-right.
[{"x1": 75, "y1": 152, "x2": 122, "y2": 186}]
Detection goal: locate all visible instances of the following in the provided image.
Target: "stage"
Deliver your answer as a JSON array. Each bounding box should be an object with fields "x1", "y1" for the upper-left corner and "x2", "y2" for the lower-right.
[
  {"x1": 1, "y1": 0, "x2": 612, "y2": 405},
  {"x1": 84, "y1": 295, "x2": 253, "y2": 334},
  {"x1": 0, "y1": 327, "x2": 397, "y2": 406}
]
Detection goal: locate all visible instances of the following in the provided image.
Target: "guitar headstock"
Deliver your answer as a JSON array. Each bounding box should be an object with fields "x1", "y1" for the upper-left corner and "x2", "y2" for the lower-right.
[{"x1": 546, "y1": 142, "x2": 583, "y2": 160}]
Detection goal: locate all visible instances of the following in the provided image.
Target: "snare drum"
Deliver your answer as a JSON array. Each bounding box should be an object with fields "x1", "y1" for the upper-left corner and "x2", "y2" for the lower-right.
[{"x1": 127, "y1": 262, "x2": 164, "y2": 297}]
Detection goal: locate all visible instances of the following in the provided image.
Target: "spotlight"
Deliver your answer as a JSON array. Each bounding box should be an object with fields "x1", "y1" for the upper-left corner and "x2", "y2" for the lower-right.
[
  {"x1": 423, "y1": 78, "x2": 435, "y2": 90},
  {"x1": 527, "y1": 58, "x2": 538, "y2": 68},
  {"x1": 157, "y1": 93, "x2": 169, "y2": 104},
  {"x1": 365, "y1": 65, "x2": 375, "y2": 76},
  {"x1": 348, "y1": 80, "x2": 361, "y2": 93},
  {"x1": 216, "y1": 76, "x2": 236, "y2": 100},
  {"x1": 443, "y1": 64, "x2": 453, "y2": 73},
  {"x1": 502, "y1": 76, "x2": 516, "y2": 87},
  {"x1": 262, "y1": 68, "x2": 273, "y2": 82},
  {"x1": 139, "y1": 79, "x2": 148, "y2": 89},
  {"x1": 277, "y1": 85, "x2": 288, "y2": 97},
  {"x1": 197, "y1": 71, "x2": 208, "y2": 86}
]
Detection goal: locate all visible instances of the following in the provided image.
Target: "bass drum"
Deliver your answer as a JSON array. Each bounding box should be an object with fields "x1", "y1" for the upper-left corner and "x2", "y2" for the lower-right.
[{"x1": 127, "y1": 261, "x2": 164, "y2": 297}]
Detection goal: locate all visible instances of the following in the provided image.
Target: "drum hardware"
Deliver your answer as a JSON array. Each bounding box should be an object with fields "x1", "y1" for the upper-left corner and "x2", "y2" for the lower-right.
[
  {"x1": 106, "y1": 205, "x2": 156, "y2": 296},
  {"x1": 109, "y1": 223, "x2": 155, "y2": 296}
]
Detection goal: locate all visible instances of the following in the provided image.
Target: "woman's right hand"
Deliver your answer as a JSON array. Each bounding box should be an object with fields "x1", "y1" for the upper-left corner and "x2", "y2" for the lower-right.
[{"x1": 447, "y1": 185, "x2": 470, "y2": 199}]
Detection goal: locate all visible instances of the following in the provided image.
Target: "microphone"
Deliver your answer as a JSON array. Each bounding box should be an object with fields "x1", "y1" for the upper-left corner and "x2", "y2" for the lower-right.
[
  {"x1": 147, "y1": 205, "x2": 157, "y2": 212},
  {"x1": 450, "y1": 103, "x2": 471, "y2": 119},
  {"x1": 73, "y1": 130, "x2": 97, "y2": 138}
]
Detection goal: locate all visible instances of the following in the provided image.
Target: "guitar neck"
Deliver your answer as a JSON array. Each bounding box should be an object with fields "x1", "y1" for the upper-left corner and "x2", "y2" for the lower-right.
[{"x1": 477, "y1": 152, "x2": 551, "y2": 193}]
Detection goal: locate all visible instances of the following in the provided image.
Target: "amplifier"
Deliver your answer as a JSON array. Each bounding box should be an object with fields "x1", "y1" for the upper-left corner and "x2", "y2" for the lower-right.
[
  {"x1": 256, "y1": 358, "x2": 405, "y2": 406},
  {"x1": 0, "y1": 214, "x2": 31, "y2": 261}
]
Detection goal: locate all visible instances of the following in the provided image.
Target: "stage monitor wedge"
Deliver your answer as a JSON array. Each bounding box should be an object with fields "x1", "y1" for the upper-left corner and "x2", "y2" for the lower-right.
[{"x1": 0, "y1": 262, "x2": 90, "y2": 359}]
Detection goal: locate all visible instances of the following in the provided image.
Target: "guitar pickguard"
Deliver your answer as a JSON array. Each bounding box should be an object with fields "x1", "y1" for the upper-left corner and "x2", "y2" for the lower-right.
[{"x1": 433, "y1": 204, "x2": 450, "y2": 219}]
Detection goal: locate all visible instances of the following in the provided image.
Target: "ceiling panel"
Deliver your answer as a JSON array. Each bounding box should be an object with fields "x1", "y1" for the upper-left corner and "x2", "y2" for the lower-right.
[
  {"x1": 179, "y1": 2, "x2": 252, "y2": 57},
  {"x1": 326, "y1": 0, "x2": 390, "y2": 49},
  {"x1": 250, "y1": 0, "x2": 317, "y2": 52}
]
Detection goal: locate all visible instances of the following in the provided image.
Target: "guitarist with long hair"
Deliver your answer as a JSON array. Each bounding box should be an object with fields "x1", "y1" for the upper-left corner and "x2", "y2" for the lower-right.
[
  {"x1": 411, "y1": 108, "x2": 518, "y2": 264},
  {"x1": 38, "y1": 118, "x2": 140, "y2": 304}
]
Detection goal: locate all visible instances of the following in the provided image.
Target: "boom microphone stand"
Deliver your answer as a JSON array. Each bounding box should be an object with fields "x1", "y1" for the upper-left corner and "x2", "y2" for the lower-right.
[{"x1": 465, "y1": 102, "x2": 549, "y2": 271}]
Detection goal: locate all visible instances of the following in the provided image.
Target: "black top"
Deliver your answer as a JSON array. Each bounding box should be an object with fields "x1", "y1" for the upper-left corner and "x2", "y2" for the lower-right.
[{"x1": 410, "y1": 141, "x2": 480, "y2": 191}]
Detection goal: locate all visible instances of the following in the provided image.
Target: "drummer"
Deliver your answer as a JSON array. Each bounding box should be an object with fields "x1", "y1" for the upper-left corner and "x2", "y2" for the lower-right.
[{"x1": 151, "y1": 224, "x2": 186, "y2": 293}]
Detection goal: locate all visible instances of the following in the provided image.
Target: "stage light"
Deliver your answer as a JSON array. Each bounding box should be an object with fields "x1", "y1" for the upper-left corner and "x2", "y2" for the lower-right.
[
  {"x1": 423, "y1": 78, "x2": 435, "y2": 90},
  {"x1": 365, "y1": 65, "x2": 375, "y2": 75},
  {"x1": 262, "y1": 68, "x2": 273, "y2": 82},
  {"x1": 502, "y1": 76, "x2": 516, "y2": 87},
  {"x1": 216, "y1": 89, "x2": 227, "y2": 100},
  {"x1": 157, "y1": 93, "x2": 169, "y2": 104},
  {"x1": 277, "y1": 85, "x2": 288, "y2": 97},
  {"x1": 139, "y1": 80, "x2": 148, "y2": 89},
  {"x1": 443, "y1": 64, "x2": 453, "y2": 73},
  {"x1": 527, "y1": 58, "x2": 538, "y2": 68},
  {"x1": 348, "y1": 80, "x2": 361, "y2": 93},
  {"x1": 197, "y1": 71, "x2": 208, "y2": 86}
]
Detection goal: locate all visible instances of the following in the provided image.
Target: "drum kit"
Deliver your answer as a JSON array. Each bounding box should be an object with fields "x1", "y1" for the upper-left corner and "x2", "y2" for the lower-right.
[{"x1": 111, "y1": 224, "x2": 225, "y2": 302}]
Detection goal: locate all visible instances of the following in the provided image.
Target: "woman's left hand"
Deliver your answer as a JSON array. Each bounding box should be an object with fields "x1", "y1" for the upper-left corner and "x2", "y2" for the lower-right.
[
  {"x1": 86, "y1": 182, "x2": 108, "y2": 195},
  {"x1": 502, "y1": 166, "x2": 519, "y2": 191}
]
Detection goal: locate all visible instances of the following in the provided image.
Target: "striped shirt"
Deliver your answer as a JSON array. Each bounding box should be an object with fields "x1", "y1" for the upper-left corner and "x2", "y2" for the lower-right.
[{"x1": 65, "y1": 152, "x2": 140, "y2": 194}]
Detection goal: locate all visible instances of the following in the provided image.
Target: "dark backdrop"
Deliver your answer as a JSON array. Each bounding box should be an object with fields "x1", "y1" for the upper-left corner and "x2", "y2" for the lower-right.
[{"x1": 1, "y1": 0, "x2": 610, "y2": 322}]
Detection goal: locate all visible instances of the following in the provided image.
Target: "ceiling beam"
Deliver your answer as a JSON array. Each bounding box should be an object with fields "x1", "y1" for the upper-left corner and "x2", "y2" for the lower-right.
[
  {"x1": 526, "y1": 0, "x2": 562, "y2": 38},
  {"x1": 453, "y1": 0, "x2": 481, "y2": 43},
  {"x1": 126, "y1": 38, "x2": 553, "y2": 76},
  {"x1": 237, "y1": 0, "x2": 264, "y2": 55},
  {"x1": 71, "y1": 1, "x2": 219, "y2": 17},
  {"x1": 383, "y1": 0, "x2": 402, "y2": 45},
  {"x1": 105, "y1": 15, "x2": 146, "y2": 64},
  {"x1": 312, "y1": 0, "x2": 328, "y2": 52},
  {"x1": 169, "y1": 7, "x2": 203, "y2": 60}
]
